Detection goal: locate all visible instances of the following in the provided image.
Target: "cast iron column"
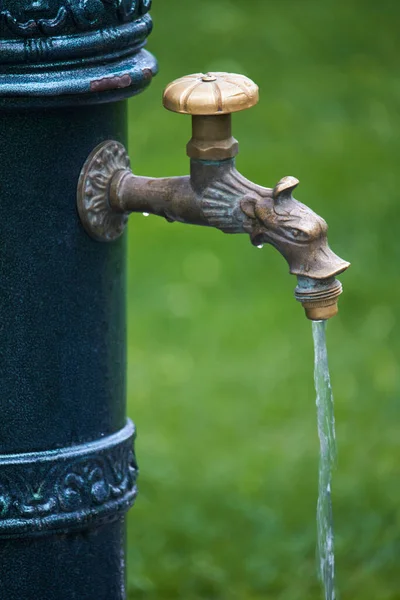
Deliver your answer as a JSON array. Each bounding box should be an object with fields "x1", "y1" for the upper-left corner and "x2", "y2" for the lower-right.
[{"x1": 0, "y1": 2, "x2": 157, "y2": 598}]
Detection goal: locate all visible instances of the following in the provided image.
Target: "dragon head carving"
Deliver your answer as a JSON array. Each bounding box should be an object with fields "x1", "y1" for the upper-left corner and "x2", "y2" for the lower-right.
[{"x1": 240, "y1": 176, "x2": 349, "y2": 280}]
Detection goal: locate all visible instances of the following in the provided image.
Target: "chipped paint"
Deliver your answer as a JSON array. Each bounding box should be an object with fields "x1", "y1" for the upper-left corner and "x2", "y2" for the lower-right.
[{"x1": 90, "y1": 73, "x2": 132, "y2": 93}]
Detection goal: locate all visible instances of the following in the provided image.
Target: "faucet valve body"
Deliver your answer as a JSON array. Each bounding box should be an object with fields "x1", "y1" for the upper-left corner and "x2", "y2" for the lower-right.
[
  {"x1": 163, "y1": 72, "x2": 259, "y2": 161},
  {"x1": 77, "y1": 71, "x2": 349, "y2": 320}
]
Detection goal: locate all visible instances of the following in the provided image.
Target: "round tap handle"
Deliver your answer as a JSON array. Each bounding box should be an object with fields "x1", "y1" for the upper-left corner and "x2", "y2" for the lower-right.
[
  {"x1": 163, "y1": 72, "x2": 259, "y2": 160},
  {"x1": 162, "y1": 72, "x2": 259, "y2": 115}
]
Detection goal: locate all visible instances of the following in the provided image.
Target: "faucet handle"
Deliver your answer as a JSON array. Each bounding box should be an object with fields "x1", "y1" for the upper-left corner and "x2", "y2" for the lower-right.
[
  {"x1": 163, "y1": 72, "x2": 259, "y2": 115},
  {"x1": 163, "y1": 72, "x2": 259, "y2": 160}
]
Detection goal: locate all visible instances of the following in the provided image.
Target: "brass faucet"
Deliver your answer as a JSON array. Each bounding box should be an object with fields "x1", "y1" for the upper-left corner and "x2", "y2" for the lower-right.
[{"x1": 77, "y1": 72, "x2": 349, "y2": 320}]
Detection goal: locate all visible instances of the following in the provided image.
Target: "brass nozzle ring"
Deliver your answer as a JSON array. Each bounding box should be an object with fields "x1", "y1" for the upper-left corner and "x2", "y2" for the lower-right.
[{"x1": 294, "y1": 278, "x2": 343, "y2": 321}]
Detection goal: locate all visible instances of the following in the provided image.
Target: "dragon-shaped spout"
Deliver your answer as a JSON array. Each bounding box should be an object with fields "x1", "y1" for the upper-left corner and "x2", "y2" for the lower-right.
[
  {"x1": 191, "y1": 161, "x2": 349, "y2": 281},
  {"x1": 105, "y1": 155, "x2": 349, "y2": 319},
  {"x1": 239, "y1": 175, "x2": 348, "y2": 280}
]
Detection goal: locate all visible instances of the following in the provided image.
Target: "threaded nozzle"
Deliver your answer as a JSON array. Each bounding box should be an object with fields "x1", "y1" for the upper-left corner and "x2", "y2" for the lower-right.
[{"x1": 294, "y1": 277, "x2": 343, "y2": 320}]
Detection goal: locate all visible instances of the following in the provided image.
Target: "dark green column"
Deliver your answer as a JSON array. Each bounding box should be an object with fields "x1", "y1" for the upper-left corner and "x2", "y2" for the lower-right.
[{"x1": 0, "y1": 2, "x2": 157, "y2": 598}]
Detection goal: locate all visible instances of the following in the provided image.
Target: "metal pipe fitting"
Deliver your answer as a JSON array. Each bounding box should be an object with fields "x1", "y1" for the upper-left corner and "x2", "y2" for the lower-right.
[
  {"x1": 78, "y1": 71, "x2": 350, "y2": 319},
  {"x1": 187, "y1": 114, "x2": 239, "y2": 160},
  {"x1": 295, "y1": 277, "x2": 343, "y2": 321}
]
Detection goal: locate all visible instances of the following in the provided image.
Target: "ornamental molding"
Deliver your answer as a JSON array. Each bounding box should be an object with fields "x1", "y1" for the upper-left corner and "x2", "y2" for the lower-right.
[
  {"x1": 0, "y1": 420, "x2": 138, "y2": 537},
  {"x1": 0, "y1": 0, "x2": 152, "y2": 37}
]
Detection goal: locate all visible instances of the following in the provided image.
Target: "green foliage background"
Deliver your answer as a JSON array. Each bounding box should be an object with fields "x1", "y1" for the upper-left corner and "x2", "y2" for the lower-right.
[{"x1": 126, "y1": 1, "x2": 399, "y2": 598}]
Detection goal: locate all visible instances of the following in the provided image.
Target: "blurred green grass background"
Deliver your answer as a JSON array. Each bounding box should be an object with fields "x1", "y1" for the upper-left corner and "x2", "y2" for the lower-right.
[{"x1": 126, "y1": 1, "x2": 399, "y2": 598}]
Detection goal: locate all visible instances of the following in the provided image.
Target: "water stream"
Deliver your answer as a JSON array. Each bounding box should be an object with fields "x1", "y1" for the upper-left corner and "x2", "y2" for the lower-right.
[{"x1": 312, "y1": 320, "x2": 336, "y2": 600}]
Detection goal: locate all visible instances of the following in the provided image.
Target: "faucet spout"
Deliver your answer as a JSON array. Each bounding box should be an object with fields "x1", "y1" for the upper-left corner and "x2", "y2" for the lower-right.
[{"x1": 109, "y1": 157, "x2": 349, "y2": 321}]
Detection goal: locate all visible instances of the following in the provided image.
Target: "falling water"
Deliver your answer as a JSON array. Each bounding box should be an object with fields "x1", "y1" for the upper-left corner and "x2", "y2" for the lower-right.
[{"x1": 312, "y1": 320, "x2": 336, "y2": 600}]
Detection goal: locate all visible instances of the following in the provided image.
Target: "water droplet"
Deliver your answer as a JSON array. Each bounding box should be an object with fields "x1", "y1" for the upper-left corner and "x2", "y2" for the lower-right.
[
  {"x1": 257, "y1": 244, "x2": 264, "y2": 249},
  {"x1": 142, "y1": 212, "x2": 149, "y2": 217}
]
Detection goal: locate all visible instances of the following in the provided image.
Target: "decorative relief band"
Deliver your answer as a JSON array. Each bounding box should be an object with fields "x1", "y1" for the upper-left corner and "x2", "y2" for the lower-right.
[
  {"x1": 0, "y1": 420, "x2": 138, "y2": 538},
  {"x1": 0, "y1": 2, "x2": 156, "y2": 104},
  {"x1": 0, "y1": 0, "x2": 152, "y2": 38}
]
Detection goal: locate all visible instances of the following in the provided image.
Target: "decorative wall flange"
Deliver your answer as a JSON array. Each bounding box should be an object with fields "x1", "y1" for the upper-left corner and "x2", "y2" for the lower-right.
[
  {"x1": 0, "y1": 420, "x2": 138, "y2": 538},
  {"x1": 77, "y1": 140, "x2": 131, "y2": 242}
]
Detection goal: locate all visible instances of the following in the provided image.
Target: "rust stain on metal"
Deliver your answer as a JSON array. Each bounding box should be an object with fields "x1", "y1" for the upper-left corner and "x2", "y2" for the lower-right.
[{"x1": 90, "y1": 73, "x2": 132, "y2": 92}]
